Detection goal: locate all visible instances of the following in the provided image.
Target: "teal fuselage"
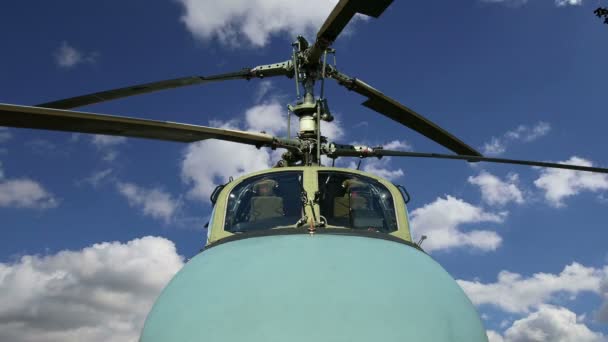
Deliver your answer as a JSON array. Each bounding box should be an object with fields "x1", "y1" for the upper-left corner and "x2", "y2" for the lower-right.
[{"x1": 141, "y1": 233, "x2": 488, "y2": 341}]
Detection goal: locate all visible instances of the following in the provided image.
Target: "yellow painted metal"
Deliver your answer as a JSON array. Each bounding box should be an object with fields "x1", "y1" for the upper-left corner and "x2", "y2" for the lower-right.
[{"x1": 207, "y1": 166, "x2": 412, "y2": 245}]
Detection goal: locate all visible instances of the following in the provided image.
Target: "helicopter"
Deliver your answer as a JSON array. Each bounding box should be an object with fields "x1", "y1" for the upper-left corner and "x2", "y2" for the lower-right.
[{"x1": 2, "y1": 0, "x2": 608, "y2": 341}]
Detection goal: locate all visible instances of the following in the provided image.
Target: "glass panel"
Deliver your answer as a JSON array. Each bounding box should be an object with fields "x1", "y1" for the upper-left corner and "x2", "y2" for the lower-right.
[
  {"x1": 318, "y1": 172, "x2": 398, "y2": 233},
  {"x1": 225, "y1": 172, "x2": 304, "y2": 233},
  {"x1": 206, "y1": 205, "x2": 217, "y2": 244}
]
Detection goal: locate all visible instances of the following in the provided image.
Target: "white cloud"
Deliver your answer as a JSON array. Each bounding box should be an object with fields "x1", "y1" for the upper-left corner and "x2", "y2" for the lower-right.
[
  {"x1": 468, "y1": 171, "x2": 524, "y2": 206},
  {"x1": 409, "y1": 195, "x2": 505, "y2": 252},
  {"x1": 0, "y1": 128, "x2": 11, "y2": 143},
  {"x1": 91, "y1": 135, "x2": 127, "y2": 147},
  {"x1": 346, "y1": 158, "x2": 404, "y2": 181},
  {"x1": 482, "y1": 122, "x2": 551, "y2": 156},
  {"x1": 181, "y1": 89, "x2": 285, "y2": 202},
  {"x1": 254, "y1": 80, "x2": 274, "y2": 102},
  {"x1": 245, "y1": 100, "x2": 287, "y2": 135},
  {"x1": 176, "y1": 0, "x2": 363, "y2": 47},
  {"x1": 458, "y1": 262, "x2": 603, "y2": 314},
  {"x1": 361, "y1": 158, "x2": 404, "y2": 181},
  {"x1": 83, "y1": 169, "x2": 113, "y2": 188},
  {"x1": 382, "y1": 140, "x2": 412, "y2": 151},
  {"x1": 534, "y1": 156, "x2": 608, "y2": 207},
  {"x1": 555, "y1": 0, "x2": 583, "y2": 6},
  {"x1": 339, "y1": 139, "x2": 410, "y2": 179},
  {"x1": 493, "y1": 305, "x2": 605, "y2": 342},
  {"x1": 352, "y1": 140, "x2": 411, "y2": 180},
  {"x1": 487, "y1": 330, "x2": 505, "y2": 342},
  {"x1": 182, "y1": 139, "x2": 273, "y2": 202},
  {"x1": 321, "y1": 117, "x2": 345, "y2": 141},
  {"x1": 117, "y1": 182, "x2": 181, "y2": 223},
  {"x1": 182, "y1": 84, "x2": 347, "y2": 202},
  {"x1": 505, "y1": 122, "x2": 551, "y2": 142},
  {"x1": 54, "y1": 41, "x2": 97, "y2": 68},
  {"x1": 483, "y1": 137, "x2": 507, "y2": 155},
  {"x1": 0, "y1": 236, "x2": 184, "y2": 342},
  {"x1": 0, "y1": 178, "x2": 58, "y2": 209},
  {"x1": 89, "y1": 135, "x2": 127, "y2": 162}
]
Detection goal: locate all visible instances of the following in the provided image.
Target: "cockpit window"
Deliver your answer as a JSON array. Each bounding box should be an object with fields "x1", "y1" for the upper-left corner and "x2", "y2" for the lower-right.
[
  {"x1": 224, "y1": 172, "x2": 304, "y2": 233},
  {"x1": 317, "y1": 172, "x2": 398, "y2": 233}
]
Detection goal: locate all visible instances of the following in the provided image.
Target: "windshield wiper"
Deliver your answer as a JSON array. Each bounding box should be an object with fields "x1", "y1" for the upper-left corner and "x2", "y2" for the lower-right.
[{"x1": 296, "y1": 178, "x2": 324, "y2": 231}]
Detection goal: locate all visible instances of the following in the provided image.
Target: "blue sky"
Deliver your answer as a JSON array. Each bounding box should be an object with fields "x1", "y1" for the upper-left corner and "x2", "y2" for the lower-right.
[{"x1": 1, "y1": 0, "x2": 608, "y2": 341}]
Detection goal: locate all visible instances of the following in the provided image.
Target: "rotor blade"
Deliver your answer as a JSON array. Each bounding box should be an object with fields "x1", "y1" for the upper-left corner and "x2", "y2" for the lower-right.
[
  {"x1": 307, "y1": 0, "x2": 393, "y2": 62},
  {"x1": 36, "y1": 60, "x2": 293, "y2": 109},
  {"x1": 0, "y1": 103, "x2": 278, "y2": 146},
  {"x1": 328, "y1": 67, "x2": 481, "y2": 157},
  {"x1": 328, "y1": 145, "x2": 608, "y2": 174}
]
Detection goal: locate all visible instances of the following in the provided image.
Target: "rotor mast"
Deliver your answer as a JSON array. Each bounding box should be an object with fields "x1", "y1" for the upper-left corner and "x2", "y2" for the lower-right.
[{"x1": 286, "y1": 36, "x2": 334, "y2": 166}]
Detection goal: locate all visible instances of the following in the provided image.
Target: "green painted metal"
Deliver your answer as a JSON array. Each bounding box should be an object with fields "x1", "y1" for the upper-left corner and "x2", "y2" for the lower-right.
[{"x1": 141, "y1": 235, "x2": 488, "y2": 342}]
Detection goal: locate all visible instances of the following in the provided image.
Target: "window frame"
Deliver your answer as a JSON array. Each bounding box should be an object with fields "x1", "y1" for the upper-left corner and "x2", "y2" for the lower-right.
[
  {"x1": 316, "y1": 170, "x2": 400, "y2": 233},
  {"x1": 222, "y1": 171, "x2": 305, "y2": 233}
]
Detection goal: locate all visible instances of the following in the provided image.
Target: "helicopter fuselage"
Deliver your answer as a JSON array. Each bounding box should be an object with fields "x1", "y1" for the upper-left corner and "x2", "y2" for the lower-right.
[{"x1": 140, "y1": 167, "x2": 489, "y2": 342}]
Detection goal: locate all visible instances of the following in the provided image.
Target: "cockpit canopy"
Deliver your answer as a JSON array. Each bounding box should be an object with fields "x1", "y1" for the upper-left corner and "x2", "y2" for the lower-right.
[
  {"x1": 225, "y1": 172, "x2": 304, "y2": 232},
  {"x1": 223, "y1": 170, "x2": 399, "y2": 234},
  {"x1": 317, "y1": 171, "x2": 398, "y2": 233}
]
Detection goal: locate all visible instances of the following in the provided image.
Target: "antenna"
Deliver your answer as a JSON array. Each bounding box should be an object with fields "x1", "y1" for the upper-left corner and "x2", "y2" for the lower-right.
[{"x1": 417, "y1": 235, "x2": 427, "y2": 247}]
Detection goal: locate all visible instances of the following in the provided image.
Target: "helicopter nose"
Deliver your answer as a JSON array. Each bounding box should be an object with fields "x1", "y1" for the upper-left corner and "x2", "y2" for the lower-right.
[{"x1": 141, "y1": 234, "x2": 488, "y2": 342}]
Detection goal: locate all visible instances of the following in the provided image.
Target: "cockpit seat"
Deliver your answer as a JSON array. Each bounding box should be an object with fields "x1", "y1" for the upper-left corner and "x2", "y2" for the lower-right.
[
  {"x1": 334, "y1": 196, "x2": 367, "y2": 218},
  {"x1": 249, "y1": 196, "x2": 284, "y2": 221},
  {"x1": 333, "y1": 178, "x2": 369, "y2": 219},
  {"x1": 248, "y1": 179, "x2": 284, "y2": 222}
]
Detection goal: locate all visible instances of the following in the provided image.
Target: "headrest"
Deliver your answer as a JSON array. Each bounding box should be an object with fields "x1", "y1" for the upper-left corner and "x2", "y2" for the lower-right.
[
  {"x1": 253, "y1": 179, "x2": 278, "y2": 193},
  {"x1": 342, "y1": 178, "x2": 368, "y2": 190}
]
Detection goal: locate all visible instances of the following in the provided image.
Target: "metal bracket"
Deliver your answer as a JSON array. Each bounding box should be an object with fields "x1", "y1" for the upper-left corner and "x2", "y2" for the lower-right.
[{"x1": 250, "y1": 60, "x2": 294, "y2": 78}]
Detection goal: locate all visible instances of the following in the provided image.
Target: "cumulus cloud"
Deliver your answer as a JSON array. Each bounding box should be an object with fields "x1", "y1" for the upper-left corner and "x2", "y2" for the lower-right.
[
  {"x1": 534, "y1": 156, "x2": 608, "y2": 207},
  {"x1": 91, "y1": 135, "x2": 127, "y2": 147},
  {"x1": 491, "y1": 305, "x2": 605, "y2": 342},
  {"x1": 181, "y1": 88, "x2": 289, "y2": 202},
  {"x1": 82, "y1": 169, "x2": 114, "y2": 188},
  {"x1": 468, "y1": 171, "x2": 524, "y2": 206},
  {"x1": 359, "y1": 158, "x2": 404, "y2": 181},
  {"x1": 458, "y1": 262, "x2": 603, "y2": 314},
  {"x1": 482, "y1": 122, "x2": 550, "y2": 156},
  {"x1": 254, "y1": 80, "x2": 274, "y2": 102},
  {"x1": 182, "y1": 81, "x2": 347, "y2": 202},
  {"x1": 345, "y1": 157, "x2": 404, "y2": 181},
  {"x1": 0, "y1": 178, "x2": 57, "y2": 209},
  {"x1": 0, "y1": 236, "x2": 184, "y2": 342},
  {"x1": 182, "y1": 137, "x2": 274, "y2": 202},
  {"x1": 487, "y1": 330, "x2": 505, "y2": 342},
  {"x1": 555, "y1": 0, "x2": 583, "y2": 6},
  {"x1": 245, "y1": 100, "x2": 287, "y2": 135},
  {"x1": 409, "y1": 195, "x2": 505, "y2": 252},
  {"x1": 358, "y1": 140, "x2": 412, "y2": 180},
  {"x1": 117, "y1": 182, "x2": 181, "y2": 223},
  {"x1": 176, "y1": 0, "x2": 363, "y2": 47},
  {"x1": 54, "y1": 41, "x2": 97, "y2": 68},
  {"x1": 321, "y1": 118, "x2": 345, "y2": 141},
  {"x1": 89, "y1": 135, "x2": 127, "y2": 162},
  {"x1": 340, "y1": 139, "x2": 411, "y2": 179},
  {"x1": 382, "y1": 140, "x2": 412, "y2": 151}
]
